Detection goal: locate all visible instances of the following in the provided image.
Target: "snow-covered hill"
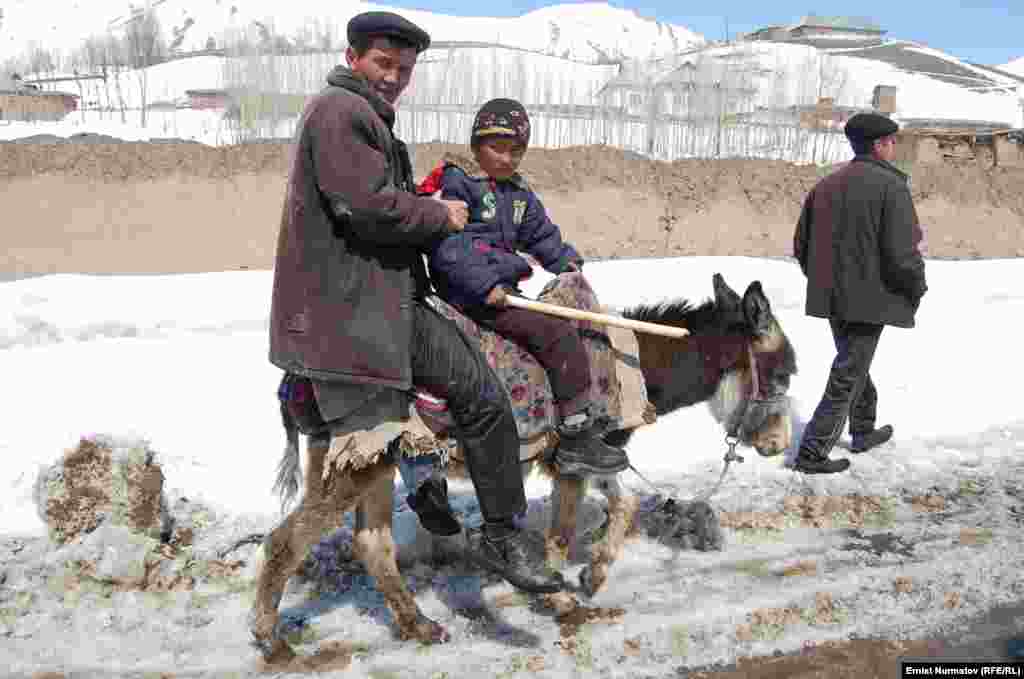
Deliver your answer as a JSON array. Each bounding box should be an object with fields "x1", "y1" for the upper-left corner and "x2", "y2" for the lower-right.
[
  {"x1": 1000, "y1": 57, "x2": 1024, "y2": 77},
  {"x1": 724, "y1": 40, "x2": 1024, "y2": 128},
  {"x1": 0, "y1": 1, "x2": 704, "y2": 64}
]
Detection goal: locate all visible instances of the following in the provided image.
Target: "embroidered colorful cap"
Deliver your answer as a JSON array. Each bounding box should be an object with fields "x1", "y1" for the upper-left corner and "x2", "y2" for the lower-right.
[{"x1": 470, "y1": 98, "x2": 531, "y2": 148}]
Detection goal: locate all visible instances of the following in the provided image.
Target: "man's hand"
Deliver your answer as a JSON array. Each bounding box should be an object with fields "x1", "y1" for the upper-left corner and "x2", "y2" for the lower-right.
[
  {"x1": 438, "y1": 196, "x2": 468, "y2": 232},
  {"x1": 485, "y1": 286, "x2": 507, "y2": 307}
]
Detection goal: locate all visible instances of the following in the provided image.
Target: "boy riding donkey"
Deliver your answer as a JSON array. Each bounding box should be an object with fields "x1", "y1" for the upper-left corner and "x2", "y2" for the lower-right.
[
  {"x1": 396, "y1": 99, "x2": 632, "y2": 533},
  {"x1": 417, "y1": 98, "x2": 631, "y2": 477},
  {"x1": 268, "y1": 11, "x2": 565, "y2": 598}
]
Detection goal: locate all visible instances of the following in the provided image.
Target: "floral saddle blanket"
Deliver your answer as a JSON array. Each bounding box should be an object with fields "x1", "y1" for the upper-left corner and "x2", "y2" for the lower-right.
[
  {"x1": 311, "y1": 272, "x2": 656, "y2": 474},
  {"x1": 405, "y1": 272, "x2": 655, "y2": 463}
]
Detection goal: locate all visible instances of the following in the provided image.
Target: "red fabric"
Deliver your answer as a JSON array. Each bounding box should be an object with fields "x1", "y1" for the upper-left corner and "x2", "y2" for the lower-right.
[{"x1": 416, "y1": 163, "x2": 446, "y2": 195}]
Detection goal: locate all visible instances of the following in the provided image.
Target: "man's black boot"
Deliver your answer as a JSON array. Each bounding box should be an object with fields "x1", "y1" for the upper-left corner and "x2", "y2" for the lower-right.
[
  {"x1": 851, "y1": 425, "x2": 893, "y2": 453},
  {"x1": 792, "y1": 452, "x2": 851, "y2": 475},
  {"x1": 464, "y1": 521, "x2": 565, "y2": 594},
  {"x1": 554, "y1": 411, "x2": 629, "y2": 476},
  {"x1": 407, "y1": 477, "x2": 462, "y2": 537}
]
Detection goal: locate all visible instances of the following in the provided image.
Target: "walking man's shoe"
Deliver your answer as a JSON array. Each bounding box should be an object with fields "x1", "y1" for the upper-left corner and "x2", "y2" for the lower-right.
[
  {"x1": 464, "y1": 522, "x2": 566, "y2": 594},
  {"x1": 792, "y1": 453, "x2": 851, "y2": 475},
  {"x1": 850, "y1": 424, "x2": 893, "y2": 453}
]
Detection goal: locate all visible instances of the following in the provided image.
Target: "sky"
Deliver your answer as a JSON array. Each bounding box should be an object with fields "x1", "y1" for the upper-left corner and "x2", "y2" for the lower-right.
[
  {"x1": 2, "y1": 256, "x2": 1024, "y2": 674},
  {"x1": 383, "y1": 0, "x2": 1024, "y2": 67}
]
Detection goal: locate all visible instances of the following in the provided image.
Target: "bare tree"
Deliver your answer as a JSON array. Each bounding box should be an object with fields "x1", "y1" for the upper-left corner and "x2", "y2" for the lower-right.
[
  {"x1": 102, "y1": 34, "x2": 129, "y2": 123},
  {"x1": 24, "y1": 42, "x2": 56, "y2": 80},
  {"x1": 315, "y1": 19, "x2": 336, "y2": 52},
  {"x1": 292, "y1": 21, "x2": 315, "y2": 54},
  {"x1": 805, "y1": 53, "x2": 851, "y2": 163},
  {"x1": 68, "y1": 37, "x2": 112, "y2": 116},
  {"x1": 123, "y1": 4, "x2": 168, "y2": 127}
]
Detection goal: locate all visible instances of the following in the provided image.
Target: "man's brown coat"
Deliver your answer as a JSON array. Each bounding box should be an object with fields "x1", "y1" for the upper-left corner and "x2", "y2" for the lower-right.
[{"x1": 269, "y1": 66, "x2": 451, "y2": 393}]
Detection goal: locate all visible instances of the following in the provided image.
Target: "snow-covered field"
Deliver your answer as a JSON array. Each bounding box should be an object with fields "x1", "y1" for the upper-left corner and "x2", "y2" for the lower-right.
[{"x1": 1, "y1": 255, "x2": 1023, "y2": 676}]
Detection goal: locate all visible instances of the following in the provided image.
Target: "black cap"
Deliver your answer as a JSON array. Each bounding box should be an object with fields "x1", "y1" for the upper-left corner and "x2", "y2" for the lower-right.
[
  {"x1": 346, "y1": 11, "x2": 431, "y2": 54},
  {"x1": 844, "y1": 112, "x2": 899, "y2": 146}
]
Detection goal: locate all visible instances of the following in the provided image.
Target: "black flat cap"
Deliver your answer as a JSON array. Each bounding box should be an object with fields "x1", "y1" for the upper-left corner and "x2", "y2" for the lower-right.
[
  {"x1": 845, "y1": 112, "x2": 899, "y2": 144},
  {"x1": 347, "y1": 11, "x2": 431, "y2": 53}
]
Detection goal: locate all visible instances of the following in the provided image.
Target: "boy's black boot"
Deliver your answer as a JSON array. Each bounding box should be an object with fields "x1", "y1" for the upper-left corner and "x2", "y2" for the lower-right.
[{"x1": 553, "y1": 410, "x2": 630, "y2": 476}]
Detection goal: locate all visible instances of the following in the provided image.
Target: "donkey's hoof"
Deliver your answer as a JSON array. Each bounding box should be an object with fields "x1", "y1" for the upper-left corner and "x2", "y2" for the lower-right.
[
  {"x1": 251, "y1": 635, "x2": 297, "y2": 665},
  {"x1": 401, "y1": 612, "x2": 450, "y2": 645},
  {"x1": 249, "y1": 609, "x2": 296, "y2": 664},
  {"x1": 579, "y1": 565, "x2": 603, "y2": 599}
]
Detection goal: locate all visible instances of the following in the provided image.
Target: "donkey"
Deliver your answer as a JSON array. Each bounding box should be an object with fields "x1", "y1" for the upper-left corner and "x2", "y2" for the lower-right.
[{"x1": 249, "y1": 272, "x2": 798, "y2": 663}]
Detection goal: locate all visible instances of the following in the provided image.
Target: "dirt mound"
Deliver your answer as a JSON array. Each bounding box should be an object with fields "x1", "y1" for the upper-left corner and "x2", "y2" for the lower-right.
[
  {"x1": 34, "y1": 435, "x2": 167, "y2": 546},
  {"x1": 1, "y1": 141, "x2": 1022, "y2": 277},
  {"x1": 0, "y1": 139, "x2": 289, "y2": 181},
  {"x1": 416, "y1": 143, "x2": 1024, "y2": 260}
]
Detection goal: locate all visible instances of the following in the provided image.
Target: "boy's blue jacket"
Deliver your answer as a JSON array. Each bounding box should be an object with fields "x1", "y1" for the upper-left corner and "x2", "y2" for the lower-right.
[{"x1": 425, "y1": 163, "x2": 582, "y2": 308}]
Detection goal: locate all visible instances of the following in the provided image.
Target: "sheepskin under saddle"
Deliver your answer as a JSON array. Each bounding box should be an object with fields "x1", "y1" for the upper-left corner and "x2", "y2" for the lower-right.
[{"x1": 361, "y1": 272, "x2": 655, "y2": 472}]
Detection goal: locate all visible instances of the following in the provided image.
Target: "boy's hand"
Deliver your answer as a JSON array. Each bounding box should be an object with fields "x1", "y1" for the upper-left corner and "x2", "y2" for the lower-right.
[{"x1": 485, "y1": 286, "x2": 507, "y2": 307}]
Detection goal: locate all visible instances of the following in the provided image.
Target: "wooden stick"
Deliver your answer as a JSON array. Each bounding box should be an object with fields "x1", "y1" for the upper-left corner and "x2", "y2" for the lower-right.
[{"x1": 505, "y1": 296, "x2": 690, "y2": 338}]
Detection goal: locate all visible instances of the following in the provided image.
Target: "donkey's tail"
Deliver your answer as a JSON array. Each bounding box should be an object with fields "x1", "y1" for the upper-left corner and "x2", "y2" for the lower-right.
[{"x1": 272, "y1": 400, "x2": 303, "y2": 515}]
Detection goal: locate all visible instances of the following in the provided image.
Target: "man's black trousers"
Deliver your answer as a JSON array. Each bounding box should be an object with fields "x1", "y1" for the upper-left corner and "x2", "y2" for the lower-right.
[
  {"x1": 799, "y1": 319, "x2": 883, "y2": 460},
  {"x1": 410, "y1": 303, "x2": 526, "y2": 522}
]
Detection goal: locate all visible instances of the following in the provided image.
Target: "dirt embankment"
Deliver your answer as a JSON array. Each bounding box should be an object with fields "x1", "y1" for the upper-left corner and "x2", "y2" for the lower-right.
[{"x1": 2, "y1": 140, "x2": 1022, "y2": 276}]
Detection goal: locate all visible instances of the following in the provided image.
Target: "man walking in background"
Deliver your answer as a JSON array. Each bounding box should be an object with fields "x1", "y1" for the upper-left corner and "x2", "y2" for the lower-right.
[{"x1": 792, "y1": 112, "x2": 928, "y2": 474}]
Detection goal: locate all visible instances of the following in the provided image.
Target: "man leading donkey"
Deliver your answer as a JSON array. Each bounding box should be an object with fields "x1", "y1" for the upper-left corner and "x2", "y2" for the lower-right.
[{"x1": 268, "y1": 11, "x2": 564, "y2": 594}]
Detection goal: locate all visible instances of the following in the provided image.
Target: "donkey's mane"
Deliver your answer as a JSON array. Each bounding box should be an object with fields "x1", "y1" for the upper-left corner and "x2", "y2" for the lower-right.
[
  {"x1": 617, "y1": 297, "x2": 731, "y2": 417},
  {"x1": 621, "y1": 297, "x2": 719, "y2": 331}
]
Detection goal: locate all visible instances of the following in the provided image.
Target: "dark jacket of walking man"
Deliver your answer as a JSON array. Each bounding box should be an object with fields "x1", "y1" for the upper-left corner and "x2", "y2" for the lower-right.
[
  {"x1": 268, "y1": 11, "x2": 564, "y2": 593},
  {"x1": 791, "y1": 112, "x2": 928, "y2": 474}
]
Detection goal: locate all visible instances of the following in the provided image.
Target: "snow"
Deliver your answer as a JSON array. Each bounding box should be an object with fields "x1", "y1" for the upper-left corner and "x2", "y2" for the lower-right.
[
  {"x1": 5, "y1": 34, "x2": 1016, "y2": 162},
  {"x1": 999, "y1": 56, "x2": 1024, "y2": 77},
  {"x1": 2, "y1": 255, "x2": 1024, "y2": 674},
  {"x1": 0, "y1": 109, "x2": 242, "y2": 144},
  {"x1": 0, "y1": 0, "x2": 703, "y2": 64},
  {"x1": 3, "y1": 4, "x2": 1020, "y2": 157},
  {"x1": 3, "y1": 256, "x2": 1023, "y2": 529},
  {"x1": 721, "y1": 41, "x2": 1023, "y2": 128}
]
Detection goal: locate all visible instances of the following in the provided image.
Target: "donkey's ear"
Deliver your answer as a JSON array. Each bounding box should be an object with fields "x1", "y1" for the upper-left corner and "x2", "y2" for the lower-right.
[
  {"x1": 713, "y1": 273, "x2": 742, "y2": 311},
  {"x1": 743, "y1": 281, "x2": 773, "y2": 335}
]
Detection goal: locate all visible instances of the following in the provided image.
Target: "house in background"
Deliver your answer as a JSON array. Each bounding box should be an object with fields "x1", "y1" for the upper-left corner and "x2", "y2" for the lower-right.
[
  {"x1": 595, "y1": 51, "x2": 764, "y2": 121},
  {"x1": 0, "y1": 74, "x2": 79, "y2": 121},
  {"x1": 739, "y1": 97, "x2": 862, "y2": 130},
  {"x1": 185, "y1": 89, "x2": 232, "y2": 110},
  {"x1": 742, "y1": 15, "x2": 886, "y2": 47},
  {"x1": 595, "y1": 60, "x2": 680, "y2": 117}
]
